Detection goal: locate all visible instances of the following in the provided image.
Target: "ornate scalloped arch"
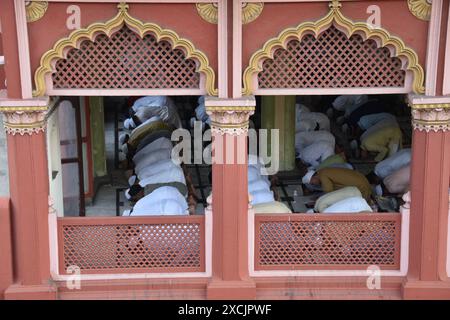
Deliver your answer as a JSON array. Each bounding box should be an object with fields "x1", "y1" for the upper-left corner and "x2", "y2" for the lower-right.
[
  {"x1": 242, "y1": 0, "x2": 425, "y2": 95},
  {"x1": 34, "y1": 3, "x2": 218, "y2": 96}
]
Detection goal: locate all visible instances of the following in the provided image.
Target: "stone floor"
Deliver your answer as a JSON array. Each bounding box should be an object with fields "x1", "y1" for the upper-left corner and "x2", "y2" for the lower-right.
[{"x1": 0, "y1": 115, "x2": 9, "y2": 196}]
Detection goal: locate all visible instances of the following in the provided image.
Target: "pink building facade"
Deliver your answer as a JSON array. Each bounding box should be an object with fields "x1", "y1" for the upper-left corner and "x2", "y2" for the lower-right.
[{"x1": 0, "y1": 0, "x2": 449, "y2": 300}]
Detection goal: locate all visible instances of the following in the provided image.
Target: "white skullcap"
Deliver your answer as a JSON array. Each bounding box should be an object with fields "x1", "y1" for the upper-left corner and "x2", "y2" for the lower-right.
[
  {"x1": 302, "y1": 169, "x2": 316, "y2": 185},
  {"x1": 121, "y1": 144, "x2": 128, "y2": 154},
  {"x1": 128, "y1": 175, "x2": 137, "y2": 186},
  {"x1": 124, "y1": 118, "x2": 136, "y2": 130},
  {"x1": 119, "y1": 133, "x2": 128, "y2": 145}
]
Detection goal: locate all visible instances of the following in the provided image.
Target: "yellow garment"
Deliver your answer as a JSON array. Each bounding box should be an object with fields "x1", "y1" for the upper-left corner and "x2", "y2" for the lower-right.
[
  {"x1": 128, "y1": 120, "x2": 173, "y2": 149},
  {"x1": 361, "y1": 125, "x2": 402, "y2": 162},
  {"x1": 317, "y1": 167, "x2": 372, "y2": 201}
]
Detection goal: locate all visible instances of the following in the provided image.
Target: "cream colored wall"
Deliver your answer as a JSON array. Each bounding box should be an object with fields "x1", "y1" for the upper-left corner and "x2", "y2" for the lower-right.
[{"x1": 46, "y1": 108, "x2": 64, "y2": 217}]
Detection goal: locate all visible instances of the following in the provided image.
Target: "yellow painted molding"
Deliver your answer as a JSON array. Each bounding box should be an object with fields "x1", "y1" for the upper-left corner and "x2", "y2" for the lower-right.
[
  {"x1": 242, "y1": 0, "x2": 425, "y2": 95},
  {"x1": 409, "y1": 103, "x2": 450, "y2": 109},
  {"x1": 205, "y1": 106, "x2": 255, "y2": 112},
  {"x1": 34, "y1": 2, "x2": 217, "y2": 96},
  {"x1": 26, "y1": 1, "x2": 48, "y2": 23},
  {"x1": 0, "y1": 106, "x2": 48, "y2": 112}
]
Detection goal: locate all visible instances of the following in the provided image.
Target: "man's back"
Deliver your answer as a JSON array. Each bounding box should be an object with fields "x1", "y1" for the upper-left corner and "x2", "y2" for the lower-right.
[{"x1": 317, "y1": 167, "x2": 372, "y2": 200}]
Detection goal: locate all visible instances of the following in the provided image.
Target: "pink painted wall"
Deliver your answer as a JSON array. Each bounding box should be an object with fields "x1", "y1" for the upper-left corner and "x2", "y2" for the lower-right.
[
  {"x1": 242, "y1": 1, "x2": 428, "y2": 73},
  {"x1": 0, "y1": 32, "x2": 5, "y2": 90},
  {"x1": 435, "y1": 0, "x2": 450, "y2": 96},
  {"x1": 27, "y1": 2, "x2": 218, "y2": 88},
  {"x1": 0, "y1": 0, "x2": 21, "y2": 98},
  {"x1": 0, "y1": 198, "x2": 13, "y2": 300}
]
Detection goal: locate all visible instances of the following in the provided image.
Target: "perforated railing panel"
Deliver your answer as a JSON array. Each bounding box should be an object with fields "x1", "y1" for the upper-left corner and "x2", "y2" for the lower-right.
[
  {"x1": 58, "y1": 217, "x2": 205, "y2": 274},
  {"x1": 254, "y1": 214, "x2": 401, "y2": 270},
  {"x1": 257, "y1": 26, "x2": 406, "y2": 89},
  {"x1": 52, "y1": 26, "x2": 200, "y2": 90}
]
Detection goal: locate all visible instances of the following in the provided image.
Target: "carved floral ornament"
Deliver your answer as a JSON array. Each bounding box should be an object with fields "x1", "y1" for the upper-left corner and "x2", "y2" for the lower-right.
[
  {"x1": 196, "y1": 2, "x2": 264, "y2": 24},
  {"x1": 407, "y1": 0, "x2": 432, "y2": 21},
  {"x1": 205, "y1": 106, "x2": 255, "y2": 135},
  {"x1": 25, "y1": 1, "x2": 49, "y2": 23},
  {"x1": 1, "y1": 110, "x2": 48, "y2": 135},
  {"x1": 410, "y1": 103, "x2": 450, "y2": 132}
]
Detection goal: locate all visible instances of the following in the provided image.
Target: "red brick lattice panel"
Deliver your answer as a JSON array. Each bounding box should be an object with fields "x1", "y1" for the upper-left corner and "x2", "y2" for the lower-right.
[
  {"x1": 52, "y1": 26, "x2": 200, "y2": 89},
  {"x1": 255, "y1": 214, "x2": 401, "y2": 270},
  {"x1": 58, "y1": 216, "x2": 205, "y2": 274},
  {"x1": 258, "y1": 26, "x2": 406, "y2": 89}
]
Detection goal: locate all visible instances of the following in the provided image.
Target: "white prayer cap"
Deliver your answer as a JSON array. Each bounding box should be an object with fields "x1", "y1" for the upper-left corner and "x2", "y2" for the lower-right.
[
  {"x1": 332, "y1": 96, "x2": 347, "y2": 111},
  {"x1": 119, "y1": 133, "x2": 128, "y2": 145},
  {"x1": 128, "y1": 175, "x2": 137, "y2": 186},
  {"x1": 302, "y1": 169, "x2": 316, "y2": 185},
  {"x1": 121, "y1": 143, "x2": 128, "y2": 154},
  {"x1": 295, "y1": 103, "x2": 310, "y2": 113},
  {"x1": 124, "y1": 118, "x2": 136, "y2": 130},
  {"x1": 125, "y1": 189, "x2": 131, "y2": 200}
]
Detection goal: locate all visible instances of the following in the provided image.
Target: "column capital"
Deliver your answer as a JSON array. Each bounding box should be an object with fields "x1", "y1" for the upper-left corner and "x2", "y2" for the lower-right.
[
  {"x1": 205, "y1": 96, "x2": 256, "y2": 135},
  {"x1": 0, "y1": 95, "x2": 53, "y2": 135},
  {"x1": 408, "y1": 98, "x2": 450, "y2": 132}
]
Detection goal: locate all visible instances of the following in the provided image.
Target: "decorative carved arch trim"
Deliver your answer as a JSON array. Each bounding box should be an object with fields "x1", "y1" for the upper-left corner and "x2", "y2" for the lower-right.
[
  {"x1": 242, "y1": 0, "x2": 425, "y2": 95},
  {"x1": 34, "y1": 3, "x2": 218, "y2": 97}
]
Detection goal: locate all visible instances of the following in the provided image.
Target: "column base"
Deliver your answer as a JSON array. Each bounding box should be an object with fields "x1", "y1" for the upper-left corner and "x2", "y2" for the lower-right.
[
  {"x1": 402, "y1": 279, "x2": 450, "y2": 300},
  {"x1": 4, "y1": 283, "x2": 57, "y2": 300},
  {"x1": 207, "y1": 279, "x2": 256, "y2": 300}
]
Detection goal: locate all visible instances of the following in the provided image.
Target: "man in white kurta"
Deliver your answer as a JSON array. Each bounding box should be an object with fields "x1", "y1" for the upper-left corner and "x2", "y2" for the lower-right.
[
  {"x1": 297, "y1": 141, "x2": 335, "y2": 168},
  {"x1": 374, "y1": 149, "x2": 411, "y2": 179}
]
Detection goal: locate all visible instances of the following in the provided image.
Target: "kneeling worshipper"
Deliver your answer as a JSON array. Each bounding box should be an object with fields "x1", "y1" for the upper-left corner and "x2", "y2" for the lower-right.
[
  {"x1": 295, "y1": 104, "x2": 330, "y2": 132},
  {"x1": 295, "y1": 130, "x2": 336, "y2": 150},
  {"x1": 120, "y1": 116, "x2": 174, "y2": 162},
  {"x1": 373, "y1": 148, "x2": 411, "y2": 180},
  {"x1": 359, "y1": 121, "x2": 403, "y2": 162},
  {"x1": 302, "y1": 167, "x2": 373, "y2": 202},
  {"x1": 125, "y1": 162, "x2": 187, "y2": 202},
  {"x1": 123, "y1": 186, "x2": 189, "y2": 216},
  {"x1": 190, "y1": 96, "x2": 211, "y2": 129},
  {"x1": 248, "y1": 155, "x2": 292, "y2": 214},
  {"x1": 297, "y1": 140, "x2": 335, "y2": 168},
  {"x1": 332, "y1": 95, "x2": 369, "y2": 118},
  {"x1": 375, "y1": 165, "x2": 411, "y2": 196},
  {"x1": 124, "y1": 95, "x2": 182, "y2": 130},
  {"x1": 357, "y1": 112, "x2": 397, "y2": 131},
  {"x1": 314, "y1": 186, "x2": 372, "y2": 213},
  {"x1": 130, "y1": 96, "x2": 166, "y2": 113},
  {"x1": 315, "y1": 153, "x2": 354, "y2": 170},
  {"x1": 345, "y1": 99, "x2": 391, "y2": 129},
  {"x1": 248, "y1": 162, "x2": 274, "y2": 206}
]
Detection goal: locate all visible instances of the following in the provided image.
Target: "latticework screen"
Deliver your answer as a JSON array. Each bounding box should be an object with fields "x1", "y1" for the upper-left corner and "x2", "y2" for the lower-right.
[
  {"x1": 58, "y1": 217, "x2": 205, "y2": 274},
  {"x1": 52, "y1": 26, "x2": 200, "y2": 90},
  {"x1": 257, "y1": 26, "x2": 406, "y2": 89},
  {"x1": 254, "y1": 214, "x2": 401, "y2": 270}
]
